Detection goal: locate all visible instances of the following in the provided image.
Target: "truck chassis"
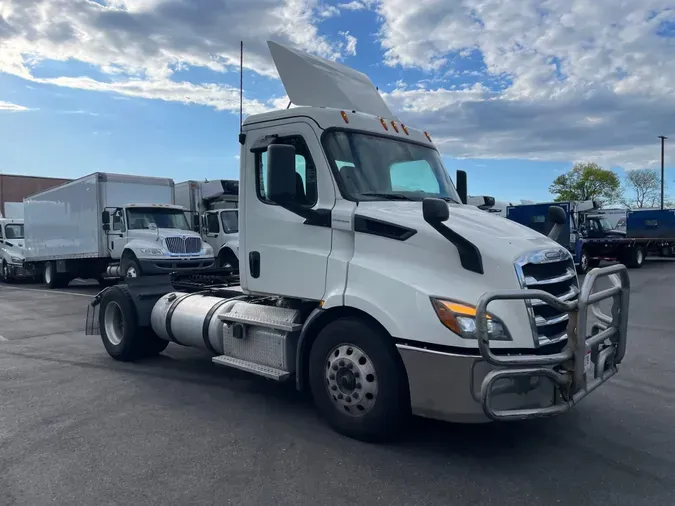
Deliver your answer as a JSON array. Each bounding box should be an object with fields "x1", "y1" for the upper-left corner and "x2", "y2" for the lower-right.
[
  {"x1": 86, "y1": 263, "x2": 629, "y2": 442},
  {"x1": 575, "y1": 236, "x2": 675, "y2": 273}
]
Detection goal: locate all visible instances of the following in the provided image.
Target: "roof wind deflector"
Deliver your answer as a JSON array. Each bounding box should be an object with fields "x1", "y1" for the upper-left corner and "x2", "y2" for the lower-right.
[{"x1": 267, "y1": 40, "x2": 398, "y2": 120}]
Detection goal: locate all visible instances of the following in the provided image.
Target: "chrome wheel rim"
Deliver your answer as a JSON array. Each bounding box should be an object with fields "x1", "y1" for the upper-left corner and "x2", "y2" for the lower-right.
[
  {"x1": 103, "y1": 301, "x2": 124, "y2": 345},
  {"x1": 45, "y1": 265, "x2": 52, "y2": 284},
  {"x1": 126, "y1": 266, "x2": 138, "y2": 278},
  {"x1": 325, "y1": 344, "x2": 378, "y2": 417}
]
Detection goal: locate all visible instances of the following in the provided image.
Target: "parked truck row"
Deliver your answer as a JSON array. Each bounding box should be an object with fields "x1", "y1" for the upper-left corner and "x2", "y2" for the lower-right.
[
  {"x1": 506, "y1": 200, "x2": 675, "y2": 273},
  {"x1": 0, "y1": 173, "x2": 246, "y2": 286},
  {"x1": 85, "y1": 41, "x2": 630, "y2": 443}
]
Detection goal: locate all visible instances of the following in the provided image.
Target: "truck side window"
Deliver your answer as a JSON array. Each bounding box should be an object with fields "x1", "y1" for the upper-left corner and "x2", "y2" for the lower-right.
[
  {"x1": 112, "y1": 210, "x2": 125, "y2": 232},
  {"x1": 390, "y1": 160, "x2": 440, "y2": 193},
  {"x1": 256, "y1": 136, "x2": 318, "y2": 207},
  {"x1": 206, "y1": 213, "x2": 220, "y2": 234},
  {"x1": 0, "y1": 226, "x2": 3, "y2": 239}
]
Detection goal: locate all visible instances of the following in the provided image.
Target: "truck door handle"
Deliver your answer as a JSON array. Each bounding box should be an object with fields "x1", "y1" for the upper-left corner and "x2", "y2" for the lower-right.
[{"x1": 249, "y1": 251, "x2": 260, "y2": 278}]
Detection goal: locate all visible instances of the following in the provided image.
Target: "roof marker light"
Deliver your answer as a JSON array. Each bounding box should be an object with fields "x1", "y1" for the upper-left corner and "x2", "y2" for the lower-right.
[
  {"x1": 424, "y1": 131, "x2": 432, "y2": 142},
  {"x1": 390, "y1": 120, "x2": 399, "y2": 133},
  {"x1": 401, "y1": 123, "x2": 409, "y2": 135},
  {"x1": 341, "y1": 110, "x2": 349, "y2": 124},
  {"x1": 380, "y1": 118, "x2": 389, "y2": 130}
]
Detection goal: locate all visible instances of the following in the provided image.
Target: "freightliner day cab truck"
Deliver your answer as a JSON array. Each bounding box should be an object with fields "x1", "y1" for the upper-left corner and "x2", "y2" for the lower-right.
[
  {"x1": 175, "y1": 179, "x2": 240, "y2": 270},
  {"x1": 88, "y1": 42, "x2": 631, "y2": 442},
  {"x1": 23, "y1": 173, "x2": 215, "y2": 288},
  {"x1": 0, "y1": 218, "x2": 28, "y2": 282}
]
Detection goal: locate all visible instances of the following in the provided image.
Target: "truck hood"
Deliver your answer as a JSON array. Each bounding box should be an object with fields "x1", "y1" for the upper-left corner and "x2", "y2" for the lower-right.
[
  {"x1": 0, "y1": 240, "x2": 24, "y2": 259},
  {"x1": 357, "y1": 201, "x2": 547, "y2": 242}
]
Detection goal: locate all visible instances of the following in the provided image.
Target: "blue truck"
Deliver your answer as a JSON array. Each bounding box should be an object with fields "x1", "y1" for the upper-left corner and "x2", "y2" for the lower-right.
[{"x1": 507, "y1": 201, "x2": 675, "y2": 274}]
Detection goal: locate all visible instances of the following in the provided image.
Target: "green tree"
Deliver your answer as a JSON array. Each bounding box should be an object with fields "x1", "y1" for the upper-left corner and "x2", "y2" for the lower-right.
[{"x1": 549, "y1": 162, "x2": 622, "y2": 205}]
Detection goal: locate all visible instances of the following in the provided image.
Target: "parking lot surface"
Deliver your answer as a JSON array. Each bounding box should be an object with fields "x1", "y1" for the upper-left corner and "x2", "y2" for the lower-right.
[{"x1": 1, "y1": 263, "x2": 675, "y2": 506}]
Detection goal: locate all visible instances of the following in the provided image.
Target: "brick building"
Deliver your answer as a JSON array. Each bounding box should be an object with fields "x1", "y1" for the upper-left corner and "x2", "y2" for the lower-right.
[{"x1": 0, "y1": 173, "x2": 72, "y2": 218}]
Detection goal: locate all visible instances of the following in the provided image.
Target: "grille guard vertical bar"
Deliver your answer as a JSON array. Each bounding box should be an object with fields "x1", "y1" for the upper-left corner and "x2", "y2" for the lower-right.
[{"x1": 475, "y1": 264, "x2": 630, "y2": 421}]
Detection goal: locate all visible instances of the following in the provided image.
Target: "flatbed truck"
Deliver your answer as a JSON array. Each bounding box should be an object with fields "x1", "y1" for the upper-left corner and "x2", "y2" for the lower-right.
[{"x1": 87, "y1": 41, "x2": 631, "y2": 442}]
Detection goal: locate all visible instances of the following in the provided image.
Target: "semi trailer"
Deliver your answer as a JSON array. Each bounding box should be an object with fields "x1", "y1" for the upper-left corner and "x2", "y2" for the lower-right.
[
  {"x1": 87, "y1": 41, "x2": 631, "y2": 443},
  {"x1": 0, "y1": 217, "x2": 27, "y2": 281},
  {"x1": 175, "y1": 179, "x2": 239, "y2": 270},
  {"x1": 23, "y1": 173, "x2": 215, "y2": 288}
]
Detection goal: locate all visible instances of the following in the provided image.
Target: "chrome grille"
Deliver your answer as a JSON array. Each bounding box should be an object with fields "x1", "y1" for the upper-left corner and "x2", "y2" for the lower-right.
[
  {"x1": 165, "y1": 236, "x2": 202, "y2": 254},
  {"x1": 515, "y1": 248, "x2": 579, "y2": 346}
]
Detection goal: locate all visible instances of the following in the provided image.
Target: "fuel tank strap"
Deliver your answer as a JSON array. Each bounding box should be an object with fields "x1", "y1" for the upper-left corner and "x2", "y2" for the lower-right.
[
  {"x1": 202, "y1": 298, "x2": 231, "y2": 355},
  {"x1": 165, "y1": 293, "x2": 198, "y2": 346}
]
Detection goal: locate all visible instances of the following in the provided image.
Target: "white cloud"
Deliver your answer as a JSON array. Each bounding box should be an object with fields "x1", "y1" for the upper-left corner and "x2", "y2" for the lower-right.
[
  {"x1": 0, "y1": 0, "x2": 349, "y2": 113},
  {"x1": 339, "y1": 31, "x2": 358, "y2": 56},
  {"x1": 338, "y1": 1, "x2": 368, "y2": 11},
  {"x1": 376, "y1": 0, "x2": 675, "y2": 168},
  {"x1": 0, "y1": 100, "x2": 31, "y2": 111}
]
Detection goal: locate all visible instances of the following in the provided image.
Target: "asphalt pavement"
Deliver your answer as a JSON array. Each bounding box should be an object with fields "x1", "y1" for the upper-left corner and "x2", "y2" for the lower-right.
[{"x1": 1, "y1": 263, "x2": 674, "y2": 506}]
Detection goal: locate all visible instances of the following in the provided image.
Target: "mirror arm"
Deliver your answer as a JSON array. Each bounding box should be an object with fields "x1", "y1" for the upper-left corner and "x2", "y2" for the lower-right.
[{"x1": 277, "y1": 202, "x2": 331, "y2": 228}]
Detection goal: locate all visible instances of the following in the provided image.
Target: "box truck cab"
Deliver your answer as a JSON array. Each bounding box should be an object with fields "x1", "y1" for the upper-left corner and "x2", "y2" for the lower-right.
[
  {"x1": 175, "y1": 179, "x2": 240, "y2": 270},
  {"x1": 102, "y1": 202, "x2": 214, "y2": 279},
  {"x1": 0, "y1": 218, "x2": 27, "y2": 281},
  {"x1": 91, "y1": 41, "x2": 630, "y2": 442}
]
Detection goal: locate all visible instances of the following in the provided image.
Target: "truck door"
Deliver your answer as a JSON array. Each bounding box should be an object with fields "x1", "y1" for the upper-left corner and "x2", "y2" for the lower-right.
[
  {"x1": 106, "y1": 208, "x2": 129, "y2": 260},
  {"x1": 242, "y1": 122, "x2": 335, "y2": 299},
  {"x1": 203, "y1": 211, "x2": 222, "y2": 253}
]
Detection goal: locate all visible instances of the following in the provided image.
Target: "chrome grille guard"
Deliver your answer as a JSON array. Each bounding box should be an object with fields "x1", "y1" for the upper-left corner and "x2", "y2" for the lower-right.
[{"x1": 475, "y1": 264, "x2": 630, "y2": 421}]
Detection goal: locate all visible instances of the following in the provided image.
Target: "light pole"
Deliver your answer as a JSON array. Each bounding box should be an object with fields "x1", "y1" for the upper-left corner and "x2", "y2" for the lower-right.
[{"x1": 658, "y1": 135, "x2": 667, "y2": 210}]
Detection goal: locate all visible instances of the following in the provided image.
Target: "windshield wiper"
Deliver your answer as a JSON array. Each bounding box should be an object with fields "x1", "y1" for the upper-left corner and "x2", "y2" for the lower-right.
[{"x1": 360, "y1": 192, "x2": 416, "y2": 201}]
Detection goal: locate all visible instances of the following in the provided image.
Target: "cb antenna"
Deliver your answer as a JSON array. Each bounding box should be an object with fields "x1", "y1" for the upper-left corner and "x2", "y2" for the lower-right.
[{"x1": 238, "y1": 41, "x2": 245, "y2": 145}]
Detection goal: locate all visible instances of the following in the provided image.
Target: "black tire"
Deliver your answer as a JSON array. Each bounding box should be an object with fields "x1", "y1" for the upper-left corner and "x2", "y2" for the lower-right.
[
  {"x1": 218, "y1": 249, "x2": 239, "y2": 272},
  {"x1": 44, "y1": 261, "x2": 68, "y2": 289},
  {"x1": 625, "y1": 246, "x2": 645, "y2": 269},
  {"x1": 1, "y1": 261, "x2": 10, "y2": 283},
  {"x1": 99, "y1": 286, "x2": 167, "y2": 361},
  {"x1": 588, "y1": 258, "x2": 601, "y2": 269},
  {"x1": 121, "y1": 257, "x2": 142, "y2": 280},
  {"x1": 308, "y1": 317, "x2": 410, "y2": 442},
  {"x1": 576, "y1": 249, "x2": 590, "y2": 275}
]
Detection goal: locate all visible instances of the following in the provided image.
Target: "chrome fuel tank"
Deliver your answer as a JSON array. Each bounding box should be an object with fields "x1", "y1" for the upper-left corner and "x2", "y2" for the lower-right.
[{"x1": 150, "y1": 292, "x2": 242, "y2": 354}]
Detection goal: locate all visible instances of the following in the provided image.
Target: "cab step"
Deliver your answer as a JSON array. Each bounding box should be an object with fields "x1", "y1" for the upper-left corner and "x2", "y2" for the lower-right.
[{"x1": 212, "y1": 355, "x2": 290, "y2": 381}]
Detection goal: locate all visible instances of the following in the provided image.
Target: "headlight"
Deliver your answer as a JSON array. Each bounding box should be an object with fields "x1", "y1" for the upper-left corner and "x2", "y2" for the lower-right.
[
  {"x1": 140, "y1": 248, "x2": 163, "y2": 255},
  {"x1": 430, "y1": 298, "x2": 511, "y2": 341},
  {"x1": 10, "y1": 256, "x2": 23, "y2": 264},
  {"x1": 203, "y1": 244, "x2": 214, "y2": 254}
]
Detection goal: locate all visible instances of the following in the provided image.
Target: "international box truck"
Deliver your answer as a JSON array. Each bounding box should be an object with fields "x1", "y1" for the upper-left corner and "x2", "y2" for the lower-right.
[{"x1": 23, "y1": 172, "x2": 215, "y2": 288}]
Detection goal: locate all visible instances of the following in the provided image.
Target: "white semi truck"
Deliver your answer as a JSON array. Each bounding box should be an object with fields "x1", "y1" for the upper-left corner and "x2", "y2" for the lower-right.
[
  {"x1": 0, "y1": 217, "x2": 28, "y2": 282},
  {"x1": 175, "y1": 179, "x2": 240, "y2": 270},
  {"x1": 24, "y1": 173, "x2": 215, "y2": 288},
  {"x1": 88, "y1": 42, "x2": 630, "y2": 442}
]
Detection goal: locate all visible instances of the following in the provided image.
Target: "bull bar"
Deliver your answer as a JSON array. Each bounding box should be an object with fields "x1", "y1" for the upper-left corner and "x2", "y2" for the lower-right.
[{"x1": 475, "y1": 263, "x2": 630, "y2": 421}]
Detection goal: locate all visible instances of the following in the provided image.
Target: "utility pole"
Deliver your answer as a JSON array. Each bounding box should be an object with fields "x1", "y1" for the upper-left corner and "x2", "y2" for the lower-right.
[{"x1": 658, "y1": 135, "x2": 667, "y2": 210}]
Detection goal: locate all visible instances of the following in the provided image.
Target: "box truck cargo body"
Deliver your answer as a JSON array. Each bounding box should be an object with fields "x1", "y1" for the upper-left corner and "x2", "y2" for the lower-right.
[{"x1": 24, "y1": 172, "x2": 215, "y2": 288}]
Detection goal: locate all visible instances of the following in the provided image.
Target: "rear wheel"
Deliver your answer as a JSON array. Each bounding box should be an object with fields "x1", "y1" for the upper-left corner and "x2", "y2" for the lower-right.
[
  {"x1": 44, "y1": 262, "x2": 68, "y2": 289},
  {"x1": 308, "y1": 317, "x2": 410, "y2": 442},
  {"x1": 624, "y1": 246, "x2": 645, "y2": 268},
  {"x1": 99, "y1": 286, "x2": 168, "y2": 361}
]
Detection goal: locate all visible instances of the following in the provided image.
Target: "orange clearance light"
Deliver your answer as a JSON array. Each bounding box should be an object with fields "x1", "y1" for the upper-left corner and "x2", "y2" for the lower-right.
[
  {"x1": 340, "y1": 110, "x2": 349, "y2": 124},
  {"x1": 380, "y1": 117, "x2": 389, "y2": 130},
  {"x1": 401, "y1": 123, "x2": 409, "y2": 135},
  {"x1": 424, "y1": 131, "x2": 432, "y2": 142},
  {"x1": 390, "y1": 120, "x2": 399, "y2": 133}
]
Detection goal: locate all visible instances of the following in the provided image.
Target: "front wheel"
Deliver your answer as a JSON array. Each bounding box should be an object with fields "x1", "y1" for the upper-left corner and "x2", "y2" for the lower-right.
[
  {"x1": 308, "y1": 317, "x2": 410, "y2": 442},
  {"x1": 577, "y1": 249, "x2": 590, "y2": 275},
  {"x1": 122, "y1": 258, "x2": 142, "y2": 280},
  {"x1": 1, "y1": 261, "x2": 10, "y2": 282}
]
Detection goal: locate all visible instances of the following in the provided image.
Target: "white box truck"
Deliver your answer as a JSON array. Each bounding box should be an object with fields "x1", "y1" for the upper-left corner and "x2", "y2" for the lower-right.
[
  {"x1": 0, "y1": 218, "x2": 28, "y2": 282},
  {"x1": 89, "y1": 42, "x2": 631, "y2": 443},
  {"x1": 175, "y1": 179, "x2": 239, "y2": 270},
  {"x1": 24, "y1": 172, "x2": 215, "y2": 288}
]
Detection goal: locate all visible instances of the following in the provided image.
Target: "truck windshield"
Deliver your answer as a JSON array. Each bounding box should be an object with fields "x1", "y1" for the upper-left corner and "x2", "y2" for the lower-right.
[
  {"x1": 5, "y1": 224, "x2": 24, "y2": 239},
  {"x1": 127, "y1": 208, "x2": 190, "y2": 230},
  {"x1": 322, "y1": 130, "x2": 461, "y2": 203},
  {"x1": 221, "y1": 210, "x2": 238, "y2": 233}
]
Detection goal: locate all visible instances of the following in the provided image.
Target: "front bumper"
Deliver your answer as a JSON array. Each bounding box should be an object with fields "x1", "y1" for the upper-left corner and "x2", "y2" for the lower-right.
[
  {"x1": 398, "y1": 264, "x2": 630, "y2": 423},
  {"x1": 138, "y1": 257, "x2": 215, "y2": 275},
  {"x1": 6, "y1": 263, "x2": 32, "y2": 279}
]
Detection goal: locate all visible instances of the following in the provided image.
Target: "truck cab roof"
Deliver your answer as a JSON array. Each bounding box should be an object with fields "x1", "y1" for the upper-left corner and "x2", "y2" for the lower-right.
[{"x1": 125, "y1": 203, "x2": 185, "y2": 211}]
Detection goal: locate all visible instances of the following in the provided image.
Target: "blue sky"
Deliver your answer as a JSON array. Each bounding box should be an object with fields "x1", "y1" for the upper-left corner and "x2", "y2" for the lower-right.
[{"x1": 1, "y1": 0, "x2": 674, "y2": 204}]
